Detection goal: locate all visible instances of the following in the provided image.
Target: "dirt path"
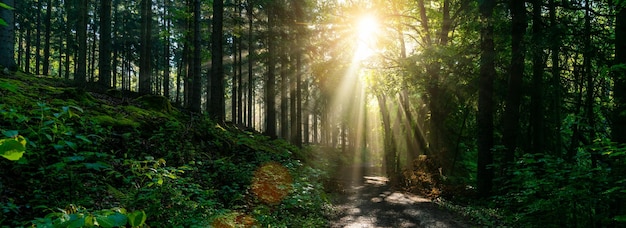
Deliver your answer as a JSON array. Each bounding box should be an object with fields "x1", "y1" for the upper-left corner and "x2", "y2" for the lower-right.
[{"x1": 329, "y1": 176, "x2": 470, "y2": 228}]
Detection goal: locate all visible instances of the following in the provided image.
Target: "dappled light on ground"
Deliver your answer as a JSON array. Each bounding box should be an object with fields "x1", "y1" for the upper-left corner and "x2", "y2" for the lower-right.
[{"x1": 330, "y1": 176, "x2": 469, "y2": 228}]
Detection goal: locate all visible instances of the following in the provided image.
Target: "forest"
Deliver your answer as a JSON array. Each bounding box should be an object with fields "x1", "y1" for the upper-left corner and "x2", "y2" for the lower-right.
[{"x1": 1, "y1": 0, "x2": 626, "y2": 227}]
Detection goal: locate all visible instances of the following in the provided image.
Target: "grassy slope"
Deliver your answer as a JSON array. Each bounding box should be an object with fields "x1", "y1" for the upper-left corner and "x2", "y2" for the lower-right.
[{"x1": 0, "y1": 72, "x2": 330, "y2": 227}]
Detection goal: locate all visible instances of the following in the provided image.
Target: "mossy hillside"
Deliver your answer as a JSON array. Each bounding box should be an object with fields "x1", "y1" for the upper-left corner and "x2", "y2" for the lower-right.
[{"x1": 0, "y1": 73, "x2": 330, "y2": 227}]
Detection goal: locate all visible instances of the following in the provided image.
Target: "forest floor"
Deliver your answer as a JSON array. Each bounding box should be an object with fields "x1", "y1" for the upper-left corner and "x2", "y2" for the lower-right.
[{"x1": 328, "y1": 175, "x2": 471, "y2": 228}]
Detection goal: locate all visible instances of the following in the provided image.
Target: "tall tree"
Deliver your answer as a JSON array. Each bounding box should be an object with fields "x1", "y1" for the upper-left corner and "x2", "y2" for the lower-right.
[
  {"x1": 293, "y1": 0, "x2": 304, "y2": 147},
  {"x1": 265, "y1": 3, "x2": 277, "y2": 137},
  {"x1": 42, "y1": 0, "x2": 52, "y2": 75},
  {"x1": 548, "y1": 0, "x2": 562, "y2": 154},
  {"x1": 530, "y1": 0, "x2": 545, "y2": 153},
  {"x1": 75, "y1": 0, "x2": 88, "y2": 85},
  {"x1": 0, "y1": 0, "x2": 16, "y2": 70},
  {"x1": 139, "y1": 0, "x2": 152, "y2": 94},
  {"x1": 502, "y1": 0, "x2": 527, "y2": 164},
  {"x1": 35, "y1": 0, "x2": 41, "y2": 75},
  {"x1": 614, "y1": 4, "x2": 626, "y2": 144},
  {"x1": 247, "y1": 0, "x2": 255, "y2": 128},
  {"x1": 99, "y1": 0, "x2": 112, "y2": 87},
  {"x1": 190, "y1": 0, "x2": 202, "y2": 112},
  {"x1": 477, "y1": 0, "x2": 496, "y2": 197},
  {"x1": 162, "y1": 0, "x2": 171, "y2": 98},
  {"x1": 209, "y1": 0, "x2": 226, "y2": 121}
]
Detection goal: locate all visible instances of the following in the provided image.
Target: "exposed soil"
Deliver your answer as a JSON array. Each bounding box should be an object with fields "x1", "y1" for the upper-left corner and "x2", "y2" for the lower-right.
[{"x1": 329, "y1": 176, "x2": 470, "y2": 228}]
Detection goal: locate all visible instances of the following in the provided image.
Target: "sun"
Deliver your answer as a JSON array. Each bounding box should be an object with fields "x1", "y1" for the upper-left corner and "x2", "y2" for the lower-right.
[{"x1": 354, "y1": 14, "x2": 380, "y2": 61}]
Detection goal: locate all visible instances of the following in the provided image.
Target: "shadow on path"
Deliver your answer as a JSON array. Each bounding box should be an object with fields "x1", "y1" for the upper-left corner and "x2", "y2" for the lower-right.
[{"x1": 330, "y1": 176, "x2": 469, "y2": 228}]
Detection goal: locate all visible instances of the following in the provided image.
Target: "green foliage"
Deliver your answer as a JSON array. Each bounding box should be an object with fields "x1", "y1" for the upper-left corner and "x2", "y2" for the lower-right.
[
  {"x1": 1, "y1": 74, "x2": 330, "y2": 227},
  {"x1": 0, "y1": 135, "x2": 26, "y2": 161},
  {"x1": 31, "y1": 206, "x2": 146, "y2": 228},
  {"x1": 492, "y1": 139, "x2": 626, "y2": 227},
  {"x1": 0, "y1": 2, "x2": 13, "y2": 27}
]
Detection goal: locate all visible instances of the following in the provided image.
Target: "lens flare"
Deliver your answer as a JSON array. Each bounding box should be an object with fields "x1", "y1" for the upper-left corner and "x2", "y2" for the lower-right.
[{"x1": 251, "y1": 162, "x2": 293, "y2": 205}]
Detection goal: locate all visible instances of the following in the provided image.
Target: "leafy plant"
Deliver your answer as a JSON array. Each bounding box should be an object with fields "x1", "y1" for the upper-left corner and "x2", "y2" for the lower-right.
[
  {"x1": 0, "y1": 134, "x2": 26, "y2": 161},
  {"x1": 31, "y1": 205, "x2": 147, "y2": 228},
  {"x1": 0, "y1": 2, "x2": 14, "y2": 27}
]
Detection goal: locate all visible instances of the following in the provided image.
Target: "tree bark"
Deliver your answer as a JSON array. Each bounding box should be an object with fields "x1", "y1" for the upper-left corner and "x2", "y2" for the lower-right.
[
  {"x1": 0, "y1": 0, "x2": 16, "y2": 70},
  {"x1": 99, "y1": 0, "x2": 112, "y2": 87},
  {"x1": 75, "y1": 0, "x2": 88, "y2": 85},
  {"x1": 25, "y1": 18, "x2": 31, "y2": 74},
  {"x1": 614, "y1": 0, "x2": 626, "y2": 144},
  {"x1": 190, "y1": 0, "x2": 202, "y2": 112},
  {"x1": 530, "y1": 0, "x2": 545, "y2": 153},
  {"x1": 265, "y1": 4, "x2": 277, "y2": 137},
  {"x1": 209, "y1": 0, "x2": 226, "y2": 121},
  {"x1": 42, "y1": 0, "x2": 52, "y2": 75},
  {"x1": 502, "y1": 0, "x2": 527, "y2": 164},
  {"x1": 139, "y1": 0, "x2": 152, "y2": 94},
  {"x1": 280, "y1": 54, "x2": 289, "y2": 139},
  {"x1": 548, "y1": 0, "x2": 562, "y2": 154},
  {"x1": 477, "y1": 0, "x2": 496, "y2": 198},
  {"x1": 35, "y1": 0, "x2": 41, "y2": 75},
  {"x1": 163, "y1": 0, "x2": 170, "y2": 98},
  {"x1": 247, "y1": 0, "x2": 254, "y2": 128}
]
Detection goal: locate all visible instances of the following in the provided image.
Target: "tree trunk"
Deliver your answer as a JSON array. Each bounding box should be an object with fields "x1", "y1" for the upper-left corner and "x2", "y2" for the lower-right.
[
  {"x1": 99, "y1": 0, "x2": 112, "y2": 87},
  {"x1": 280, "y1": 54, "x2": 289, "y2": 139},
  {"x1": 42, "y1": 0, "x2": 52, "y2": 75},
  {"x1": 477, "y1": 0, "x2": 496, "y2": 198},
  {"x1": 209, "y1": 0, "x2": 226, "y2": 121},
  {"x1": 64, "y1": 0, "x2": 72, "y2": 80},
  {"x1": 502, "y1": 0, "x2": 527, "y2": 164},
  {"x1": 548, "y1": 0, "x2": 562, "y2": 154},
  {"x1": 190, "y1": 0, "x2": 202, "y2": 112},
  {"x1": 265, "y1": 4, "x2": 277, "y2": 137},
  {"x1": 139, "y1": 0, "x2": 152, "y2": 94},
  {"x1": 247, "y1": 0, "x2": 254, "y2": 128},
  {"x1": 35, "y1": 0, "x2": 41, "y2": 75},
  {"x1": 0, "y1": 0, "x2": 16, "y2": 70},
  {"x1": 530, "y1": 0, "x2": 545, "y2": 153},
  {"x1": 163, "y1": 0, "x2": 170, "y2": 98},
  {"x1": 89, "y1": 26, "x2": 97, "y2": 81},
  {"x1": 75, "y1": 0, "x2": 88, "y2": 85},
  {"x1": 232, "y1": 34, "x2": 239, "y2": 121},
  {"x1": 25, "y1": 21, "x2": 31, "y2": 74},
  {"x1": 377, "y1": 94, "x2": 398, "y2": 184},
  {"x1": 295, "y1": 32, "x2": 303, "y2": 147},
  {"x1": 614, "y1": 0, "x2": 626, "y2": 144}
]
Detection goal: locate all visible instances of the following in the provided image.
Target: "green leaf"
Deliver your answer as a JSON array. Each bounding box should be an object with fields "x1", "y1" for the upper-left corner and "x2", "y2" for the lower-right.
[
  {"x1": 0, "y1": 82, "x2": 17, "y2": 93},
  {"x1": 76, "y1": 135, "x2": 92, "y2": 144},
  {"x1": 84, "y1": 162, "x2": 111, "y2": 171},
  {"x1": 95, "y1": 213, "x2": 127, "y2": 228},
  {"x1": 0, "y1": 19, "x2": 7, "y2": 27},
  {"x1": 2, "y1": 130, "x2": 18, "y2": 137},
  {"x1": 127, "y1": 210, "x2": 147, "y2": 227},
  {"x1": 0, "y1": 136, "x2": 26, "y2": 161},
  {"x1": 0, "y1": 3, "x2": 14, "y2": 10},
  {"x1": 66, "y1": 215, "x2": 86, "y2": 228},
  {"x1": 64, "y1": 140, "x2": 77, "y2": 150},
  {"x1": 84, "y1": 215, "x2": 95, "y2": 227},
  {"x1": 615, "y1": 215, "x2": 626, "y2": 222}
]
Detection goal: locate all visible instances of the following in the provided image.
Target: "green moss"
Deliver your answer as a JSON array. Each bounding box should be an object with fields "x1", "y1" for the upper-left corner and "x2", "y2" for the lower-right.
[
  {"x1": 56, "y1": 88, "x2": 97, "y2": 104},
  {"x1": 135, "y1": 95, "x2": 173, "y2": 113},
  {"x1": 93, "y1": 115, "x2": 140, "y2": 128}
]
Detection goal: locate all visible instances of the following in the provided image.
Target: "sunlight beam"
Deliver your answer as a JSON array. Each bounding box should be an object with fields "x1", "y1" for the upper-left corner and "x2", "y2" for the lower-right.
[{"x1": 354, "y1": 14, "x2": 380, "y2": 62}]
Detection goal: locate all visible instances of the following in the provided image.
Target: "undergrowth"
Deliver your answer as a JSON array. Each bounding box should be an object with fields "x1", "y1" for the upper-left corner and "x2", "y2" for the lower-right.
[{"x1": 0, "y1": 73, "x2": 330, "y2": 227}]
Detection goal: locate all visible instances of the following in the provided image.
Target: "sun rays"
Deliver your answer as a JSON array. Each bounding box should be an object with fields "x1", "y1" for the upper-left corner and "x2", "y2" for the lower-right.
[{"x1": 354, "y1": 14, "x2": 381, "y2": 61}]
